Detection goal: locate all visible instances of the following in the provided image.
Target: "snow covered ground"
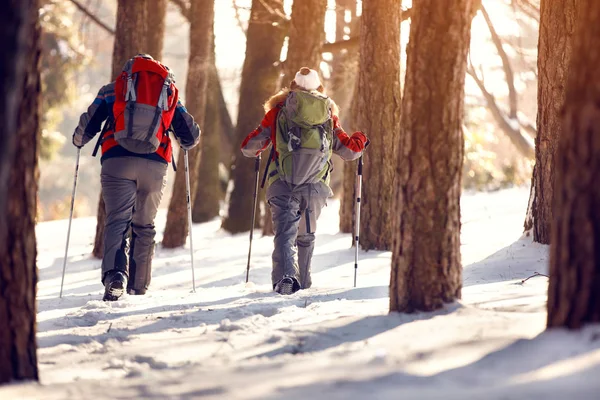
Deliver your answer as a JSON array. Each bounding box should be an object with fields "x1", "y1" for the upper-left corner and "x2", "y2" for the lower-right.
[{"x1": 3, "y1": 186, "x2": 600, "y2": 399}]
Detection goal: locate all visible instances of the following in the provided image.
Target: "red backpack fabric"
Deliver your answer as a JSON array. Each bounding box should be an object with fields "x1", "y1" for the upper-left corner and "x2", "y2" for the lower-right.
[{"x1": 112, "y1": 55, "x2": 178, "y2": 154}]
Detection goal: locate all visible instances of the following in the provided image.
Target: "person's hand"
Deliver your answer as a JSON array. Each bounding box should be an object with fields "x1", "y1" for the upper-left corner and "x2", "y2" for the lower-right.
[
  {"x1": 353, "y1": 131, "x2": 369, "y2": 149},
  {"x1": 72, "y1": 135, "x2": 84, "y2": 149}
]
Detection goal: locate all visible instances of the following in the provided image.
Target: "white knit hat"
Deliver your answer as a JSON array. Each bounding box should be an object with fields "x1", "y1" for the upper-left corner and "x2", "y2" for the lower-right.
[{"x1": 293, "y1": 67, "x2": 322, "y2": 91}]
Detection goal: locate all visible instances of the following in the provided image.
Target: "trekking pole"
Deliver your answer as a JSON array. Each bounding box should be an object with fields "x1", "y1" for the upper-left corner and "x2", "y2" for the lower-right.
[
  {"x1": 184, "y1": 149, "x2": 196, "y2": 293},
  {"x1": 60, "y1": 148, "x2": 81, "y2": 298},
  {"x1": 246, "y1": 155, "x2": 261, "y2": 283},
  {"x1": 354, "y1": 156, "x2": 363, "y2": 288}
]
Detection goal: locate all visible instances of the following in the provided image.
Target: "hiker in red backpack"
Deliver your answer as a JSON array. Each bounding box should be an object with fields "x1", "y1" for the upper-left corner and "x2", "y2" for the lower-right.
[
  {"x1": 72, "y1": 54, "x2": 200, "y2": 301},
  {"x1": 241, "y1": 67, "x2": 369, "y2": 294}
]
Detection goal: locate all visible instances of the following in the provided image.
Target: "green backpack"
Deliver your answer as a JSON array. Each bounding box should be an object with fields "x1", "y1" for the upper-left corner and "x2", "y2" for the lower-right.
[{"x1": 269, "y1": 90, "x2": 334, "y2": 187}]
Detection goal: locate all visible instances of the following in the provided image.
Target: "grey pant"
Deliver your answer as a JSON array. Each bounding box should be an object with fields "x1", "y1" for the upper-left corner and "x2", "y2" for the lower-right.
[
  {"x1": 101, "y1": 157, "x2": 167, "y2": 291},
  {"x1": 267, "y1": 180, "x2": 329, "y2": 289}
]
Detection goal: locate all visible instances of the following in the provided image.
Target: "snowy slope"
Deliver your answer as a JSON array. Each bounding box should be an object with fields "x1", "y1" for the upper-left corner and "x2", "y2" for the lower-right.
[{"x1": 3, "y1": 186, "x2": 600, "y2": 399}]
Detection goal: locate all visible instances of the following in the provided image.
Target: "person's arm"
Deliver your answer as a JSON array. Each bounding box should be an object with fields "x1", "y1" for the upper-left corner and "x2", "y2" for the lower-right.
[
  {"x1": 72, "y1": 83, "x2": 113, "y2": 148},
  {"x1": 171, "y1": 100, "x2": 201, "y2": 149},
  {"x1": 240, "y1": 107, "x2": 279, "y2": 158},
  {"x1": 331, "y1": 115, "x2": 369, "y2": 161}
]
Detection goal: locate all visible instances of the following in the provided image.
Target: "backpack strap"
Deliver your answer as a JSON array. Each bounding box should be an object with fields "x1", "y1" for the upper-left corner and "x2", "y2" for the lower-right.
[
  {"x1": 92, "y1": 117, "x2": 114, "y2": 157},
  {"x1": 145, "y1": 76, "x2": 172, "y2": 142},
  {"x1": 126, "y1": 73, "x2": 138, "y2": 138}
]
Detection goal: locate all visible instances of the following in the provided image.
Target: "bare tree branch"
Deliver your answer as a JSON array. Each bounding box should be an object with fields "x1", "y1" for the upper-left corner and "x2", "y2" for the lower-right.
[
  {"x1": 514, "y1": 0, "x2": 540, "y2": 22},
  {"x1": 321, "y1": 7, "x2": 412, "y2": 54},
  {"x1": 170, "y1": 0, "x2": 191, "y2": 21},
  {"x1": 481, "y1": 5, "x2": 518, "y2": 119},
  {"x1": 69, "y1": 0, "x2": 115, "y2": 35},
  {"x1": 232, "y1": 0, "x2": 247, "y2": 35},
  {"x1": 467, "y1": 63, "x2": 535, "y2": 158}
]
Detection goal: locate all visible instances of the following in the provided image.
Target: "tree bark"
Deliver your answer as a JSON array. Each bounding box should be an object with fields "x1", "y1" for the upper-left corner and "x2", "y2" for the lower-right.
[
  {"x1": 92, "y1": 0, "x2": 150, "y2": 258},
  {"x1": 162, "y1": 0, "x2": 213, "y2": 248},
  {"x1": 192, "y1": 33, "x2": 221, "y2": 223},
  {"x1": 0, "y1": 0, "x2": 40, "y2": 384},
  {"x1": 281, "y1": 0, "x2": 328, "y2": 86},
  {"x1": 547, "y1": 0, "x2": 600, "y2": 330},
  {"x1": 222, "y1": 0, "x2": 286, "y2": 234},
  {"x1": 390, "y1": 0, "x2": 479, "y2": 313},
  {"x1": 525, "y1": 0, "x2": 577, "y2": 244},
  {"x1": 354, "y1": 0, "x2": 402, "y2": 251},
  {"x1": 146, "y1": 0, "x2": 167, "y2": 60}
]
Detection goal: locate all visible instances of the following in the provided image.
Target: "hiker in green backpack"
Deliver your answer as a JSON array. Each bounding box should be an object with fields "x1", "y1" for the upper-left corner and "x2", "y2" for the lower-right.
[{"x1": 241, "y1": 67, "x2": 369, "y2": 295}]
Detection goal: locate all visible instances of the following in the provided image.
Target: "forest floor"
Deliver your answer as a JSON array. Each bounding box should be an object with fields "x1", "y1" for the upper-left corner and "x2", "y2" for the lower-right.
[{"x1": 3, "y1": 187, "x2": 600, "y2": 399}]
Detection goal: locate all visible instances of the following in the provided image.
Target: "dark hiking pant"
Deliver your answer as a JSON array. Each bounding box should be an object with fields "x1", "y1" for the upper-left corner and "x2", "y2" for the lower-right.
[
  {"x1": 100, "y1": 157, "x2": 167, "y2": 291},
  {"x1": 267, "y1": 180, "x2": 330, "y2": 289}
]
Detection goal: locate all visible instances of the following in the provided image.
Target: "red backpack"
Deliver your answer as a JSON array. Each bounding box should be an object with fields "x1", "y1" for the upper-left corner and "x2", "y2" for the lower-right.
[{"x1": 112, "y1": 54, "x2": 178, "y2": 154}]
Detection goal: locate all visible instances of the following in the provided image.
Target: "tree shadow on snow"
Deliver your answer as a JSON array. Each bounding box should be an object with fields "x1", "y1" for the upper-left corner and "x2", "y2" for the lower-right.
[
  {"x1": 251, "y1": 303, "x2": 462, "y2": 359},
  {"x1": 261, "y1": 326, "x2": 600, "y2": 400},
  {"x1": 462, "y1": 237, "x2": 549, "y2": 287}
]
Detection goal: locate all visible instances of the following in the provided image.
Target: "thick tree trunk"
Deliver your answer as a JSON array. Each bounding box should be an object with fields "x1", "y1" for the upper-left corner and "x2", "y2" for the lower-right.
[
  {"x1": 390, "y1": 0, "x2": 479, "y2": 313},
  {"x1": 0, "y1": 0, "x2": 40, "y2": 384},
  {"x1": 281, "y1": 0, "x2": 327, "y2": 86},
  {"x1": 525, "y1": 0, "x2": 577, "y2": 244},
  {"x1": 162, "y1": 0, "x2": 213, "y2": 248},
  {"x1": 92, "y1": 0, "x2": 150, "y2": 258},
  {"x1": 354, "y1": 0, "x2": 402, "y2": 250},
  {"x1": 192, "y1": 34, "x2": 221, "y2": 223},
  {"x1": 222, "y1": 0, "x2": 286, "y2": 234},
  {"x1": 145, "y1": 0, "x2": 167, "y2": 60},
  {"x1": 547, "y1": 0, "x2": 600, "y2": 330}
]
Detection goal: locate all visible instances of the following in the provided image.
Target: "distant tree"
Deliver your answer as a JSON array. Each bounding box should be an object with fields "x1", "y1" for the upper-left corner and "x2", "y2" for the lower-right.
[
  {"x1": 92, "y1": 0, "x2": 149, "y2": 258},
  {"x1": 523, "y1": 0, "x2": 577, "y2": 244},
  {"x1": 192, "y1": 24, "x2": 221, "y2": 223},
  {"x1": 354, "y1": 0, "x2": 402, "y2": 250},
  {"x1": 0, "y1": 0, "x2": 41, "y2": 384},
  {"x1": 40, "y1": 0, "x2": 89, "y2": 160},
  {"x1": 390, "y1": 0, "x2": 479, "y2": 312},
  {"x1": 333, "y1": 0, "x2": 360, "y2": 234},
  {"x1": 222, "y1": 0, "x2": 286, "y2": 234},
  {"x1": 162, "y1": 0, "x2": 213, "y2": 248},
  {"x1": 146, "y1": 0, "x2": 167, "y2": 60},
  {"x1": 281, "y1": 0, "x2": 327, "y2": 85},
  {"x1": 547, "y1": 0, "x2": 600, "y2": 330}
]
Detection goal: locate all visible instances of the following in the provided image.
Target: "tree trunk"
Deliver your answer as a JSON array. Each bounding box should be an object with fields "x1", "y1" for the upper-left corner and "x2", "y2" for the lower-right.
[
  {"x1": 192, "y1": 33, "x2": 221, "y2": 223},
  {"x1": 0, "y1": 0, "x2": 40, "y2": 383},
  {"x1": 332, "y1": 0, "x2": 360, "y2": 234},
  {"x1": 354, "y1": 0, "x2": 402, "y2": 250},
  {"x1": 162, "y1": 0, "x2": 213, "y2": 248},
  {"x1": 390, "y1": 0, "x2": 479, "y2": 313},
  {"x1": 92, "y1": 0, "x2": 150, "y2": 258},
  {"x1": 222, "y1": 0, "x2": 286, "y2": 234},
  {"x1": 281, "y1": 0, "x2": 327, "y2": 86},
  {"x1": 547, "y1": 0, "x2": 600, "y2": 330},
  {"x1": 525, "y1": 0, "x2": 577, "y2": 244},
  {"x1": 340, "y1": 79, "x2": 360, "y2": 234},
  {"x1": 145, "y1": 0, "x2": 167, "y2": 60}
]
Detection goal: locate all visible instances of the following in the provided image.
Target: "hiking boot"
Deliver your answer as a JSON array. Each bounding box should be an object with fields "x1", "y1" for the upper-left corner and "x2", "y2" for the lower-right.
[
  {"x1": 103, "y1": 271, "x2": 127, "y2": 302},
  {"x1": 274, "y1": 276, "x2": 299, "y2": 295}
]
